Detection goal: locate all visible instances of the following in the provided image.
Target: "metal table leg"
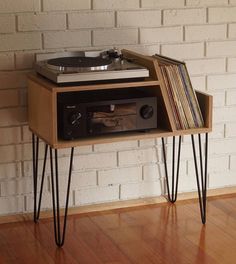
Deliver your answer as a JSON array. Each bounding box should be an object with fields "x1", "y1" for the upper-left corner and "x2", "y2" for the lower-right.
[
  {"x1": 32, "y1": 133, "x2": 48, "y2": 222},
  {"x1": 32, "y1": 133, "x2": 74, "y2": 246},
  {"x1": 49, "y1": 147, "x2": 74, "y2": 247},
  {"x1": 191, "y1": 133, "x2": 208, "y2": 224},
  {"x1": 161, "y1": 136, "x2": 182, "y2": 203}
]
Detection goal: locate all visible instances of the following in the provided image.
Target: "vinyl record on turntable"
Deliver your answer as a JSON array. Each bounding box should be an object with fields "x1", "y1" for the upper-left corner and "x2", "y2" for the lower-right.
[{"x1": 46, "y1": 56, "x2": 112, "y2": 72}]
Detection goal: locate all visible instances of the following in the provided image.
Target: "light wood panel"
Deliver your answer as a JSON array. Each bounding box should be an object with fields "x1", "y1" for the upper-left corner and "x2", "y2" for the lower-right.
[
  {"x1": 28, "y1": 73, "x2": 160, "y2": 92},
  {"x1": 55, "y1": 126, "x2": 211, "y2": 148},
  {"x1": 28, "y1": 79, "x2": 55, "y2": 145},
  {"x1": 122, "y1": 49, "x2": 177, "y2": 131},
  {"x1": 196, "y1": 90, "x2": 213, "y2": 130},
  {"x1": 122, "y1": 49, "x2": 159, "y2": 80}
]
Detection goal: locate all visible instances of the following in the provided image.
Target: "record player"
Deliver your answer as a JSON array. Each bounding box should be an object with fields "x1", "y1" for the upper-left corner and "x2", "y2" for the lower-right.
[{"x1": 34, "y1": 48, "x2": 150, "y2": 84}]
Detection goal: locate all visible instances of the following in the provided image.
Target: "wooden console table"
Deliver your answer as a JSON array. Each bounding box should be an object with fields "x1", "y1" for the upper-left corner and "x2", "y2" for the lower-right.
[{"x1": 28, "y1": 50, "x2": 212, "y2": 246}]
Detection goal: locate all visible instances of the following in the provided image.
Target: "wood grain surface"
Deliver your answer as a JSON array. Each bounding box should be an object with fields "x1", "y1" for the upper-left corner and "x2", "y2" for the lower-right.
[{"x1": 1, "y1": 194, "x2": 236, "y2": 263}]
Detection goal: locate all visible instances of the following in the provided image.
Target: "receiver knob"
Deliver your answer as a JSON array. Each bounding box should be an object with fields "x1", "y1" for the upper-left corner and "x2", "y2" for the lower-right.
[
  {"x1": 69, "y1": 112, "x2": 81, "y2": 126},
  {"x1": 140, "y1": 105, "x2": 154, "y2": 119}
]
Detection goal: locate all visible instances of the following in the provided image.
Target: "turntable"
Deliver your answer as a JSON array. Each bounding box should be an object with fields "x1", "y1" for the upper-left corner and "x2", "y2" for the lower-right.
[{"x1": 34, "y1": 48, "x2": 150, "y2": 84}]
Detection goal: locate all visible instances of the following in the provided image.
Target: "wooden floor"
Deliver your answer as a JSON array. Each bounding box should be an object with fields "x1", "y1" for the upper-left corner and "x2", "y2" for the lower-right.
[{"x1": 1, "y1": 195, "x2": 236, "y2": 264}]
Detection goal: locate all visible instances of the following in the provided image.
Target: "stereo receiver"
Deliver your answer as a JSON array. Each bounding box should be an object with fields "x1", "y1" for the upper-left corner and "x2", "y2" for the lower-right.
[{"x1": 57, "y1": 89, "x2": 157, "y2": 140}]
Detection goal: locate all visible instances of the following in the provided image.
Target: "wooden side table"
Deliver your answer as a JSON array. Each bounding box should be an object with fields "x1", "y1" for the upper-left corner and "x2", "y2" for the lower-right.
[{"x1": 28, "y1": 50, "x2": 212, "y2": 246}]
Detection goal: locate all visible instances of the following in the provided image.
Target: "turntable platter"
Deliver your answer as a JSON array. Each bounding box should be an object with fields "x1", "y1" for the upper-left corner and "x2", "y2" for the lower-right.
[{"x1": 46, "y1": 56, "x2": 112, "y2": 72}]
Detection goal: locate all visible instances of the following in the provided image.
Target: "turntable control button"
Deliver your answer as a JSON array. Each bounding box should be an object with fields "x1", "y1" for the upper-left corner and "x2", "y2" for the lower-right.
[
  {"x1": 69, "y1": 112, "x2": 82, "y2": 126},
  {"x1": 140, "y1": 105, "x2": 154, "y2": 119}
]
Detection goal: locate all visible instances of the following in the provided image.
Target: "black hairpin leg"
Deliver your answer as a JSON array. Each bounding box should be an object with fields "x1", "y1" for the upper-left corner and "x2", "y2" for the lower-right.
[
  {"x1": 49, "y1": 147, "x2": 74, "y2": 247},
  {"x1": 161, "y1": 136, "x2": 182, "y2": 203},
  {"x1": 32, "y1": 133, "x2": 48, "y2": 222},
  {"x1": 191, "y1": 133, "x2": 208, "y2": 224}
]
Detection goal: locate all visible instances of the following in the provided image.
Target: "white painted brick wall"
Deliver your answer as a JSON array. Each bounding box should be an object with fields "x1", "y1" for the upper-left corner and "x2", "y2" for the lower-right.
[
  {"x1": 51, "y1": 171, "x2": 97, "y2": 192},
  {"x1": 0, "y1": 33, "x2": 41, "y2": 52},
  {"x1": 93, "y1": 0, "x2": 139, "y2": 10},
  {"x1": 0, "y1": 0, "x2": 40, "y2": 13},
  {"x1": 94, "y1": 140, "x2": 138, "y2": 152},
  {"x1": 120, "y1": 180, "x2": 162, "y2": 200},
  {"x1": 0, "y1": 71, "x2": 27, "y2": 89},
  {"x1": 71, "y1": 171, "x2": 97, "y2": 189},
  {"x1": 0, "y1": 196, "x2": 24, "y2": 214},
  {"x1": 0, "y1": 90, "x2": 19, "y2": 108},
  {"x1": 15, "y1": 53, "x2": 35, "y2": 70},
  {"x1": 0, "y1": 163, "x2": 21, "y2": 179},
  {"x1": 230, "y1": 155, "x2": 236, "y2": 170},
  {"x1": 0, "y1": 0, "x2": 236, "y2": 216},
  {"x1": 225, "y1": 123, "x2": 236, "y2": 137},
  {"x1": 73, "y1": 152, "x2": 117, "y2": 170},
  {"x1": 0, "y1": 108, "x2": 27, "y2": 127},
  {"x1": 187, "y1": 0, "x2": 228, "y2": 5},
  {"x1": 18, "y1": 13, "x2": 67, "y2": 31},
  {"x1": 43, "y1": 0, "x2": 90, "y2": 11},
  {"x1": 166, "y1": 142, "x2": 194, "y2": 160},
  {"x1": 186, "y1": 58, "x2": 226, "y2": 75},
  {"x1": 213, "y1": 107, "x2": 236, "y2": 123},
  {"x1": 43, "y1": 31, "x2": 91, "y2": 49},
  {"x1": 22, "y1": 126, "x2": 32, "y2": 143},
  {"x1": 1, "y1": 177, "x2": 32, "y2": 196},
  {"x1": 185, "y1": 24, "x2": 226, "y2": 42},
  {"x1": 207, "y1": 41, "x2": 236, "y2": 57},
  {"x1": 0, "y1": 127, "x2": 21, "y2": 145},
  {"x1": 163, "y1": 8, "x2": 206, "y2": 26},
  {"x1": 68, "y1": 11, "x2": 115, "y2": 29},
  {"x1": 207, "y1": 73, "x2": 236, "y2": 90},
  {"x1": 0, "y1": 53, "x2": 14, "y2": 71},
  {"x1": 209, "y1": 7, "x2": 236, "y2": 23},
  {"x1": 162, "y1": 43, "x2": 204, "y2": 60},
  {"x1": 140, "y1": 26, "x2": 183, "y2": 44},
  {"x1": 189, "y1": 156, "x2": 229, "y2": 174},
  {"x1": 93, "y1": 29, "x2": 138, "y2": 46},
  {"x1": 139, "y1": 138, "x2": 156, "y2": 147},
  {"x1": 228, "y1": 58, "x2": 236, "y2": 72},
  {"x1": 209, "y1": 171, "x2": 236, "y2": 188},
  {"x1": 117, "y1": 10, "x2": 161, "y2": 27},
  {"x1": 0, "y1": 15, "x2": 15, "y2": 34},
  {"x1": 209, "y1": 139, "x2": 236, "y2": 155},
  {"x1": 226, "y1": 90, "x2": 236, "y2": 105},
  {"x1": 228, "y1": 24, "x2": 236, "y2": 39},
  {"x1": 0, "y1": 145, "x2": 21, "y2": 163},
  {"x1": 21, "y1": 143, "x2": 41, "y2": 161},
  {"x1": 74, "y1": 145, "x2": 93, "y2": 155},
  {"x1": 143, "y1": 164, "x2": 164, "y2": 182},
  {"x1": 74, "y1": 185, "x2": 119, "y2": 205},
  {"x1": 190, "y1": 76, "x2": 206, "y2": 91},
  {"x1": 25, "y1": 193, "x2": 52, "y2": 211},
  {"x1": 117, "y1": 44, "x2": 161, "y2": 56},
  {"x1": 118, "y1": 148, "x2": 158, "y2": 166},
  {"x1": 177, "y1": 175, "x2": 197, "y2": 192},
  {"x1": 209, "y1": 91, "x2": 225, "y2": 107},
  {"x1": 98, "y1": 166, "x2": 142, "y2": 186},
  {"x1": 209, "y1": 123, "x2": 225, "y2": 139},
  {"x1": 26, "y1": 190, "x2": 73, "y2": 211},
  {"x1": 141, "y1": 0, "x2": 185, "y2": 8}
]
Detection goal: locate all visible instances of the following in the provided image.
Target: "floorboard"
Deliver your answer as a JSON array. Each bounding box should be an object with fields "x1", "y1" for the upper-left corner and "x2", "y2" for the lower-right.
[{"x1": 1, "y1": 195, "x2": 236, "y2": 263}]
